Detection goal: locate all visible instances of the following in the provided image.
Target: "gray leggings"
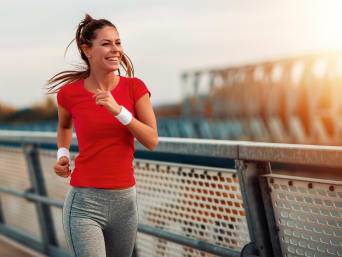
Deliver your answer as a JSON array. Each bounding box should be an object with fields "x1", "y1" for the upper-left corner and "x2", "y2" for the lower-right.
[{"x1": 62, "y1": 185, "x2": 138, "y2": 257}]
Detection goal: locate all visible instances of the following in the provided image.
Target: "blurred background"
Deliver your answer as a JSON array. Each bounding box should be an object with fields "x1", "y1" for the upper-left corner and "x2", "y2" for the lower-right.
[{"x1": 2, "y1": 0, "x2": 342, "y2": 145}]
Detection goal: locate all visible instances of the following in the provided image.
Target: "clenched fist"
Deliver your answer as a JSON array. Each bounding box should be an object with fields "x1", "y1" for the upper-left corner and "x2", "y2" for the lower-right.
[
  {"x1": 92, "y1": 88, "x2": 122, "y2": 115},
  {"x1": 54, "y1": 156, "x2": 71, "y2": 178}
]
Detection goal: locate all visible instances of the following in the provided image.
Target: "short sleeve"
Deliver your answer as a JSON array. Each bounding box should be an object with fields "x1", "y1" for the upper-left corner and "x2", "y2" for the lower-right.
[
  {"x1": 132, "y1": 77, "x2": 151, "y2": 104},
  {"x1": 57, "y1": 86, "x2": 71, "y2": 113}
]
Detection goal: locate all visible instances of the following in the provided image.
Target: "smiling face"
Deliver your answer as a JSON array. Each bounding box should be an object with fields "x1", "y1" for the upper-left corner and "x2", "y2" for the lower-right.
[{"x1": 81, "y1": 26, "x2": 123, "y2": 73}]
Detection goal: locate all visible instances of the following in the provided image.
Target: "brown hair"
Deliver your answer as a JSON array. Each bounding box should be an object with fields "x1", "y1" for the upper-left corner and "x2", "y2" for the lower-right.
[{"x1": 46, "y1": 14, "x2": 134, "y2": 94}]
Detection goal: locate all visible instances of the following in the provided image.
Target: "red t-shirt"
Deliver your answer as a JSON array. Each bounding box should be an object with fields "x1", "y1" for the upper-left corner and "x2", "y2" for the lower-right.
[{"x1": 56, "y1": 76, "x2": 151, "y2": 188}]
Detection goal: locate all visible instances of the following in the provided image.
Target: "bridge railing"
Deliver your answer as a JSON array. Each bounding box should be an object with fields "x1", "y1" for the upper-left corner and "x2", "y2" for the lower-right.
[{"x1": 0, "y1": 130, "x2": 341, "y2": 257}]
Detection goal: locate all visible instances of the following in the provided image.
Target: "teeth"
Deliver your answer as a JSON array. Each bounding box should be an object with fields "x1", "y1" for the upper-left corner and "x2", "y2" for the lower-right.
[{"x1": 107, "y1": 57, "x2": 119, "y2": 61}]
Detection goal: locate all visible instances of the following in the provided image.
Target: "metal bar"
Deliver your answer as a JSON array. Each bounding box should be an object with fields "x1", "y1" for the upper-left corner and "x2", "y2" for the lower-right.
[
  {"x1": 134, "y1": 158, "x2": 237, "y2": 173},
  {"x1": 0, "y1": 223, "x2": 69, "y2": 257},
  {"x1": 2, "y1": 130, "x2": 342, "y2": 167},
  {"x1": 258, "y1": 176, "x2": 283, "y2": 256},
  {"x1": 238, "y1": 141, "x2": 342, "y2": 167},
  {"x1": 0, "y1": 191, "x2": 4, "y2": 224},
  {"x1": 236, "y1": 161, "x2": 274, "y2": 257},
  {"x1": 137, "y1": 137, "x2": 239, "y2": 159},
  {"x1": 0, "y1": 130, "x2": 240, "y2": 158},
  {"x1": 0, "y1": 184, "x2": 63, "y2": 208},
  {"x1": 138, "y1": 223, "x2": 241, "y2": 257},
  {"x1": 23, "y1": 143, "x2": 58, "y2": 254},
  {"x1": 235, "y1": 161, "x2": 256, "y2": 242},
  {"x1": 0, "y1": 130, "x2": 78, "y2": 146},
  {"x1": 0, "y1": 223, "x2": 44, "y2": 253}
]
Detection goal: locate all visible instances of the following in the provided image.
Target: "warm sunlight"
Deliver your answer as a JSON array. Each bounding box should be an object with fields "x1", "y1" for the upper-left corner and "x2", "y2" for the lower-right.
[{"x1": 303, "y1": 0, "x2": 342, "y2": 51}]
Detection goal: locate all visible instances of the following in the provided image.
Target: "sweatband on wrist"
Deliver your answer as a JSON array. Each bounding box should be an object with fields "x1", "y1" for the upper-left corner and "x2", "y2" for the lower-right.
[
  {"x1": 115, "y1": 106, "x2": 133, "y2": 125},
  {"x1": 57, "y1": 147, "x2": 70, "y2": 161}
]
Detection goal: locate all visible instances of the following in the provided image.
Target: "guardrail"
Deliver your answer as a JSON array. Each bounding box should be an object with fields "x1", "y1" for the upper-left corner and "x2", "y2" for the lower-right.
[{"x1": 0, "y1": 130, "x2": 341, "y2": 257}]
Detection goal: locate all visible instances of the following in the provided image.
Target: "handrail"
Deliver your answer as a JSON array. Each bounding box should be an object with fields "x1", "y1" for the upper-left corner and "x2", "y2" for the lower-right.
[{"x1": 1, "y1": 129, "x2": 342, "y2": 167}]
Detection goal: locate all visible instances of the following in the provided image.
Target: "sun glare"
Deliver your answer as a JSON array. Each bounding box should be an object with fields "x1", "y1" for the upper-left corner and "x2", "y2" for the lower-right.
[{"x1": 309, "y1": 0, "x2": 342, "y2": 50}]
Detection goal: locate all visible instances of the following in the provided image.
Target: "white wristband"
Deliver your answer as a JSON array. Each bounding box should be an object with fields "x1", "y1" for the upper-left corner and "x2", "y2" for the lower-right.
[
  {"x1": 115, "y1": 106, "x2": 133, "y2": 125},
  {"x1": 57, "y1": 147, "x2": 70, "y2": 161}
]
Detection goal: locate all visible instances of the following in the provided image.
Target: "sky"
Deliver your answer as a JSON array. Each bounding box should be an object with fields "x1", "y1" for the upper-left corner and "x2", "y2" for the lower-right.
[{"x1": 1, "y1": 0, "x2": 342, "y2": 109}]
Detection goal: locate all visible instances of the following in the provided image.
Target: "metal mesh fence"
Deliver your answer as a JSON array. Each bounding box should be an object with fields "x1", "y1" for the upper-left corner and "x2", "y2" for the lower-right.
[
  {"x1": 39, "y1": 149, "x2": 77, "y2": 250},
  {"x1": 134, "y1": 159, "x2": 250, "y2": 256},
  {"x1": 0, "y1": 146, "x2": 41, "y2": 239},
  {"x1": 265, "y1": 174, "x2": 342, "y2": 257},
  {"x1": 0, "y1": 146, "x2": 249, "y2": 256}
]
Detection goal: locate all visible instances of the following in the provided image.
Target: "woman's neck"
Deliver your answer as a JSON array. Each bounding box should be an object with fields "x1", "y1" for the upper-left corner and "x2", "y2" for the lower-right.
[{"x1": 86, "y1": 70, "x2": 119, "y2": 91}]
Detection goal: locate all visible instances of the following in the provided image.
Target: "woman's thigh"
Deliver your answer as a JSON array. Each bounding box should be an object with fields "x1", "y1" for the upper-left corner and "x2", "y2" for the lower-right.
[
  {"x1": 62, "y1": 188, "x2": 107, "y2": 257},
  {"x1": 104, "y1": 186, "x2": 138, "y2": 257}
]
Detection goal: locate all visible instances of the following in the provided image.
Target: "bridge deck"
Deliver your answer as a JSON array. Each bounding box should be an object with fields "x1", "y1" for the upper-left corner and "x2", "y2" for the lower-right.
[{"x1": 0, "y1": 235, "x2": 47, "y2": 257}]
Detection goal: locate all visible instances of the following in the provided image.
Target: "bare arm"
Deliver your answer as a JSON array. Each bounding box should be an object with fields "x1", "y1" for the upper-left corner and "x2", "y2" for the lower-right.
[
  {"x1": 54, "y1": 104, "x2": 73, "y2": 178},
  {"x1": 126, "y1": 93, "x2": 158, "y2": 150},
  {"x1": 57, "y1": 104, "x2": 73, "y2": 149}
]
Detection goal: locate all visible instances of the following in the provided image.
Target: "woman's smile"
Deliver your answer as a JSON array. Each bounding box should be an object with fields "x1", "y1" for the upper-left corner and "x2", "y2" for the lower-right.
[{"x1": 105, "y1": 56, "x2": 120, "y2": 63}]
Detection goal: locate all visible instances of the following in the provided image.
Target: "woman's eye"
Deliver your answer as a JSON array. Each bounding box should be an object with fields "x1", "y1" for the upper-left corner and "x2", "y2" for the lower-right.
[{"x1": 102, "y1": 42, "x2": 121, "y2": 46}]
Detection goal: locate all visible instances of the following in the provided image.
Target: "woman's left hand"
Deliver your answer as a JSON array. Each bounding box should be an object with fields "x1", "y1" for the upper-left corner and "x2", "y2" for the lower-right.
[{"x1": 92, "y1": 88, "x2": 121, "y2": 115}]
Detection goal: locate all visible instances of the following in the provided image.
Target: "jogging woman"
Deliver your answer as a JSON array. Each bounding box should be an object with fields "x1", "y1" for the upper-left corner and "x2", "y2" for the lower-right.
[{"x1": 47, "y1": 14, "x2": 158, "y2": 257}]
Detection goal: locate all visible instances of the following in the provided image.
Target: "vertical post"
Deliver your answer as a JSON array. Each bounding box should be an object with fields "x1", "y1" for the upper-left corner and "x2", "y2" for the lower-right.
[
  {"x1": 235, "y1": 160, "x2": 275, "y2": 257},
  {"x1": 258, "y1": 176, "x2": 283, "y2": 256},
  {"x1": 0, "y1": 199, "x2": 4, "y2": 224},
  {"x1": 0, "y1": 148, "x2": 6, "y2": 224},
  {"x1": 23, "y1": 143, "x2": 57, "y2": 254}
]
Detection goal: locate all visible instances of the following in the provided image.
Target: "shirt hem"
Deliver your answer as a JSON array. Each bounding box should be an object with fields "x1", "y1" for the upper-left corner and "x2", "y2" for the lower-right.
[{"x1": 70, "y1": 179, "x2": 136, "y2": 189}]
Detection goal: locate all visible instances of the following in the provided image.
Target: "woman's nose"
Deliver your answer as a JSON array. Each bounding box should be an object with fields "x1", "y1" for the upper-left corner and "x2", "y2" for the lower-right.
[{"x1": 111, "y1": 44, "x2": 120, "y2": 51}]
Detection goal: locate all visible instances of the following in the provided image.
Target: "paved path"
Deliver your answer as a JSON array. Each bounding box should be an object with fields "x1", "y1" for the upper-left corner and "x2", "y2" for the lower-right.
[{"x1": 0, "y1": 235, "x2": 48, "y2": 257}]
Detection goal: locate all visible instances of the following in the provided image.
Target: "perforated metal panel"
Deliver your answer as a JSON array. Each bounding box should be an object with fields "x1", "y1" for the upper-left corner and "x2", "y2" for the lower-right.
[
  {"x1": 265, "y1": 174, "x2": 342, "y2": 257},
  {"x1": 0, "y1": 146, "x2": 41, "y2": 239},
  {"x1": 0, "y1": 146, "x2": 250, "y2": 256},
  {"x1": 134, "y1": 159, "x2": 250, "y2": 256}
]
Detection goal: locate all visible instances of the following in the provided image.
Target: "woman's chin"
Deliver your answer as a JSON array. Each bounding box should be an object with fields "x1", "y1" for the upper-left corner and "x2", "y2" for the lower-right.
[{"x1": 103, "y1": 65, "x2": 119, "y2": 73}]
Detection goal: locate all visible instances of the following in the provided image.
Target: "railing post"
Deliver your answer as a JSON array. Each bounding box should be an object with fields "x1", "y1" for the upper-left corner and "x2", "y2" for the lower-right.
[
  {"x1": 258, "y1": 175, "x2": 283, "y2": 256},
  {"x1": 235, "y1": 160, "x2": 275, "y2": 257},
  {"x1": 0, "y1": 199, "x2": 4, "y2": 224},
  {"x1": 23, "y1": 143, "x2": 58, "y2": 254}
]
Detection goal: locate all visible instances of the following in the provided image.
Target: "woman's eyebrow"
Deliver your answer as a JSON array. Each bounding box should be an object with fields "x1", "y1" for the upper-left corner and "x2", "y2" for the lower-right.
[{"x1": 101, "y1": 38, "x2": 121, "y2": 42}]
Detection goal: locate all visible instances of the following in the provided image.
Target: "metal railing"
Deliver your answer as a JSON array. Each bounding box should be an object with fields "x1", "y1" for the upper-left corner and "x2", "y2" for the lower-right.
[{"x1": 0, "y1": 130, "x2": 342, "y2": 256}]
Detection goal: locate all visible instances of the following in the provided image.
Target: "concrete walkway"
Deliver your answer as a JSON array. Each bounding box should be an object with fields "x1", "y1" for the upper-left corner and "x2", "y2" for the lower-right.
[{"x1": 0, "y1": 235, "x2": 48, "y2": 257}]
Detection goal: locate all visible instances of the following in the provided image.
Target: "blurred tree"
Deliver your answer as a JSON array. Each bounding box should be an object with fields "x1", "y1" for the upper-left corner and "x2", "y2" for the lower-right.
[
  {"x1": 32, "y1": 96, "x2": 58, "y2": 120},
  {"x1": 0, "y1": 103, "x2": 17, "y2": 122},
  {"x1": 1, "y1": 96, "x2": 58, "y2": 123}
]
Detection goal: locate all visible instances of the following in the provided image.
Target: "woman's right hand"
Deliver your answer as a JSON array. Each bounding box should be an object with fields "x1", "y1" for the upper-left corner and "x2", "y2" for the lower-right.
[{"x1": 54, "y1": 156, "x2": 71, "y2": 178}]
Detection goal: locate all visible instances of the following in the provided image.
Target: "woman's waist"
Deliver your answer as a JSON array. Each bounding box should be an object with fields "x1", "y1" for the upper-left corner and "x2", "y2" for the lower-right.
[
  {"x1": 70, "y1": 184, "x2": 136, "y2": 200},
  {"x1": 75, "y1": 149, "x2": 134, "y2": 163}
]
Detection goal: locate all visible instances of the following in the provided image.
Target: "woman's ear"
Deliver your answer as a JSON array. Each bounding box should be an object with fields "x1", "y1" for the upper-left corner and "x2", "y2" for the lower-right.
[{"x1": 81, "y1": 44, "x2": 91, "y2": 59}]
